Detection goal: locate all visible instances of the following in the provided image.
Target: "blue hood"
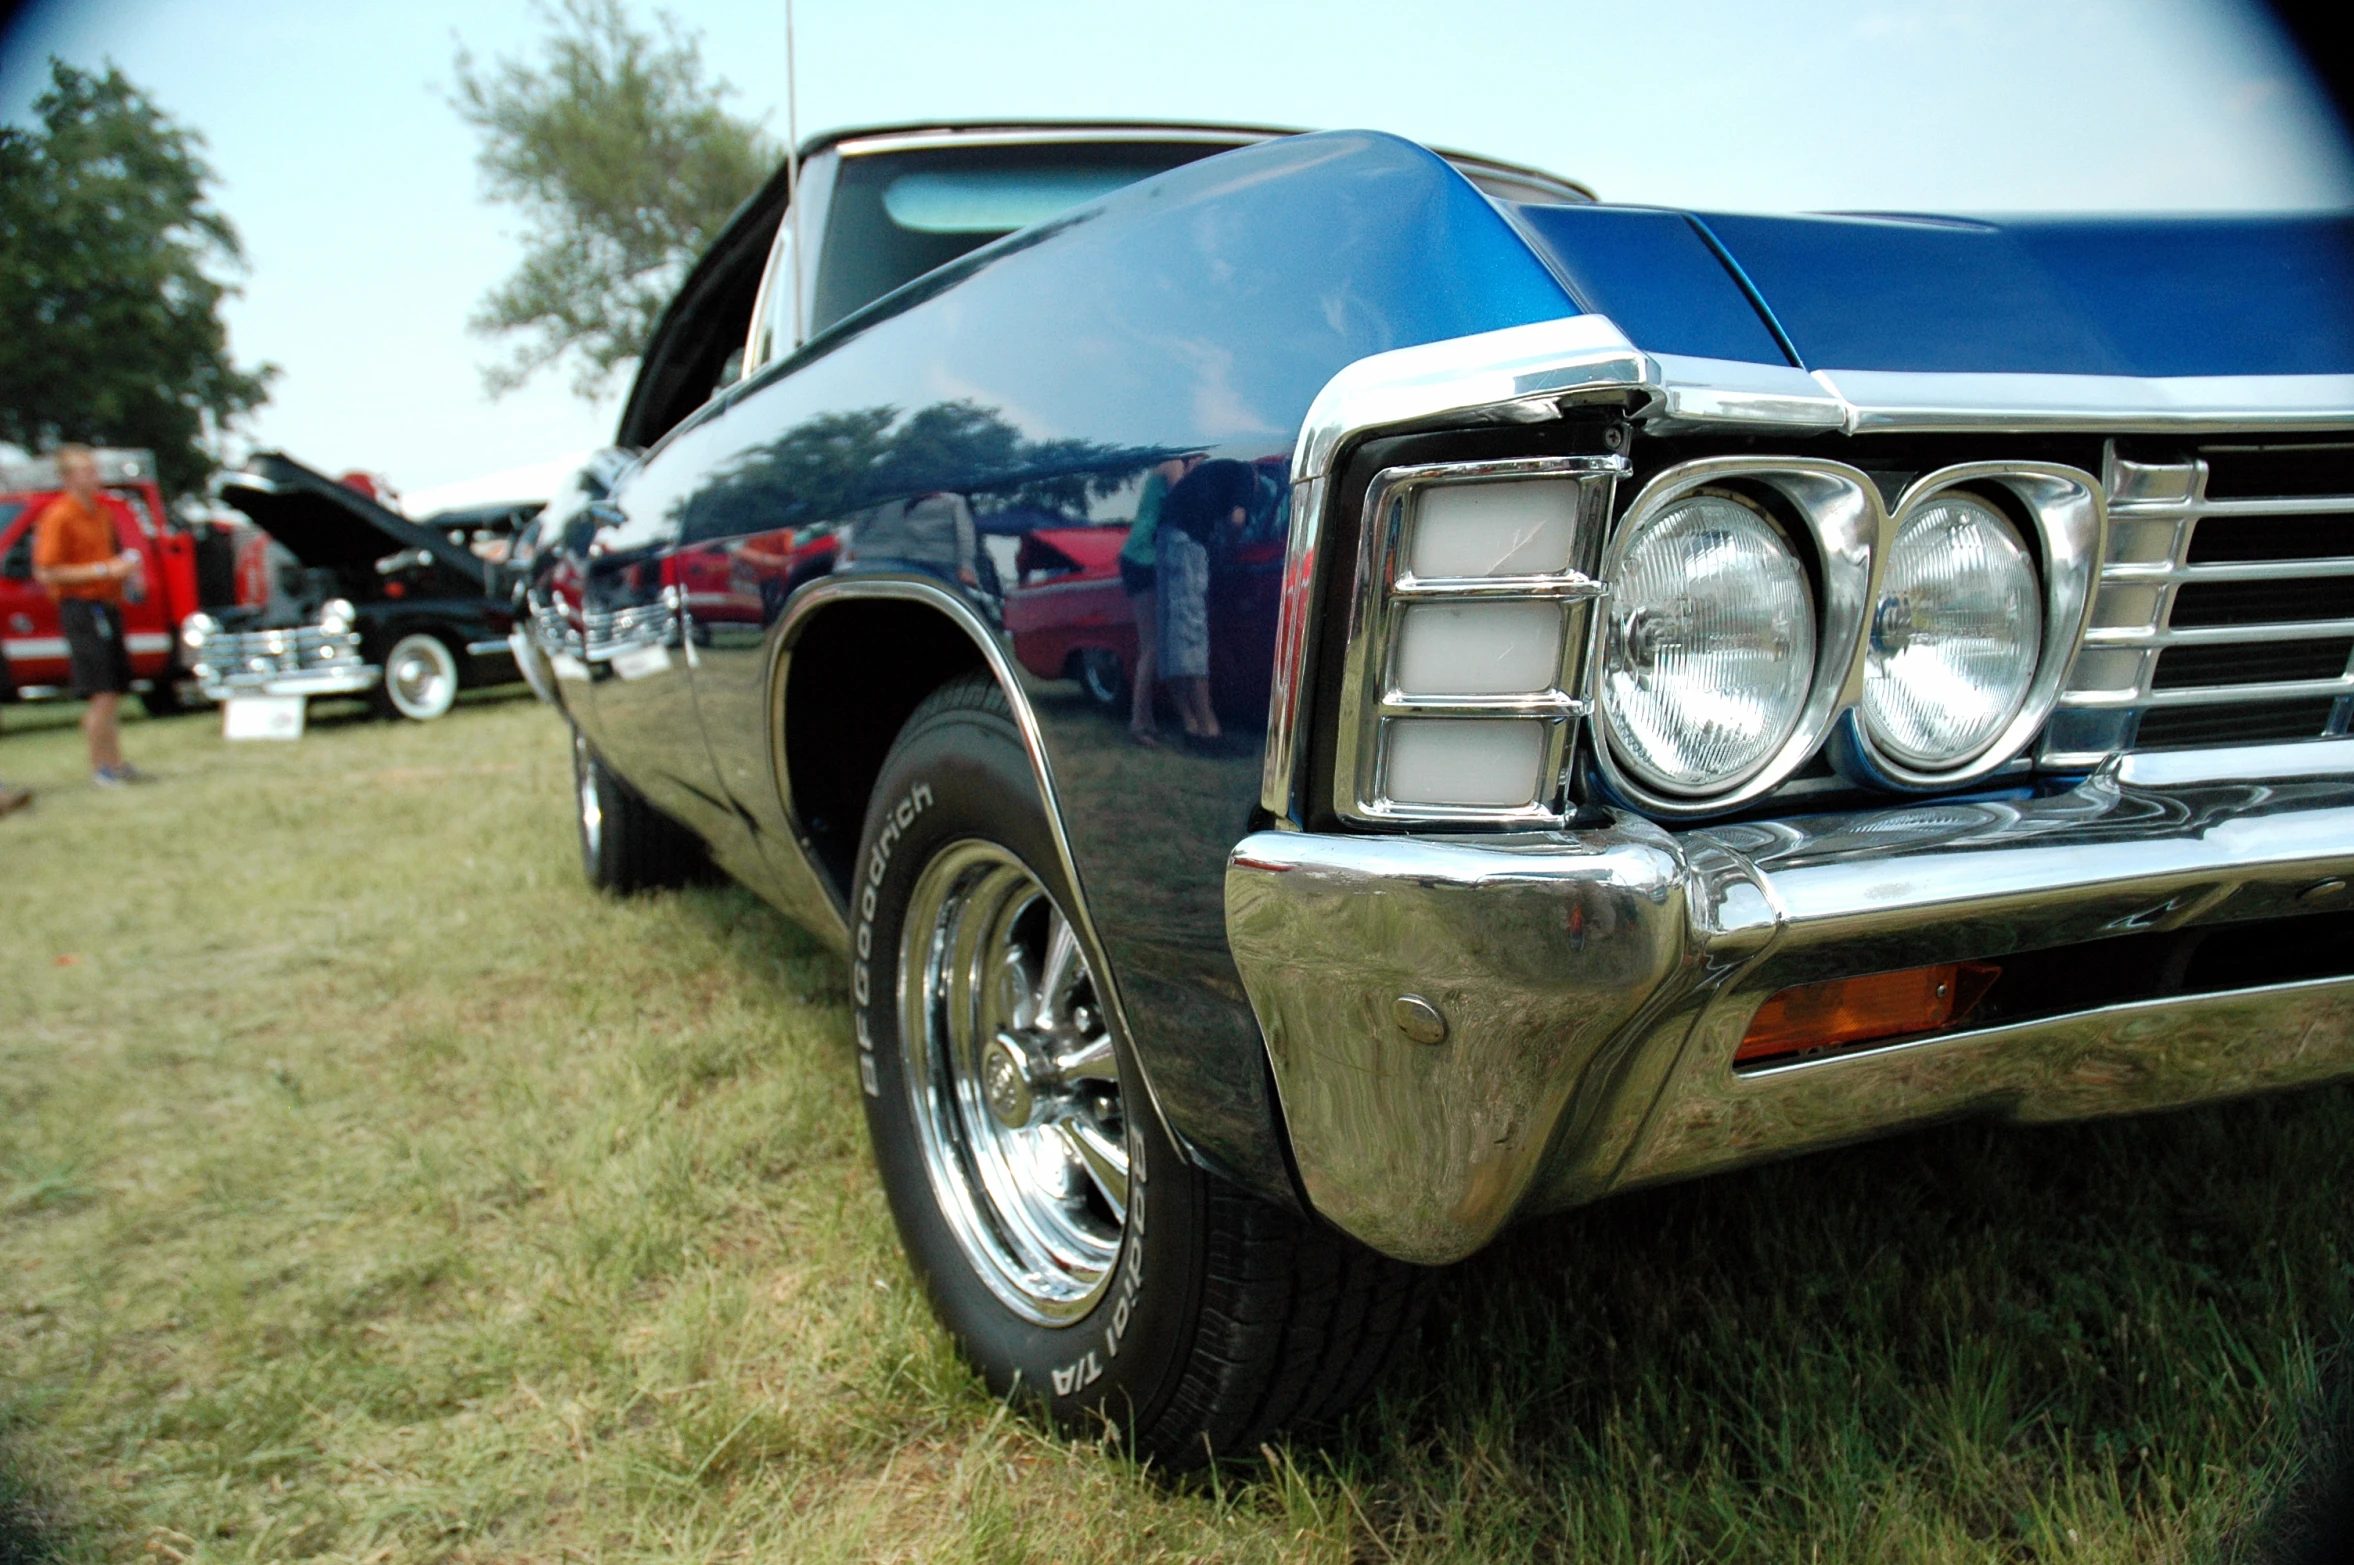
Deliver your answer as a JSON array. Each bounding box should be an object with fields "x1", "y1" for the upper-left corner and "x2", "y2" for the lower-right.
[{"x1": 1510, "y1": 202, "x2": 2354, "y2": 379}]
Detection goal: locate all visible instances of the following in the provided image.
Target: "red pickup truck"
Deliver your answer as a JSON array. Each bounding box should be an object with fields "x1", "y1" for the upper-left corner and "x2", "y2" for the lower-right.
[{"x1": 0, "y1": 448, "x2": 206, "y2": 712}]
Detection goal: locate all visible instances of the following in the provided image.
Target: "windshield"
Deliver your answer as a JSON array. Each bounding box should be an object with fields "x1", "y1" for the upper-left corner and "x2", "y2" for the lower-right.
[{"x1": 810, "y1": 141, "x2": 1233, "y2": 336}]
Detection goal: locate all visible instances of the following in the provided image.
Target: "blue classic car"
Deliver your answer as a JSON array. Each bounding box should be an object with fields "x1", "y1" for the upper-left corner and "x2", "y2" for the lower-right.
[{"x1": 525, "y1": 120, "x2": 2354, "y2": 1463}]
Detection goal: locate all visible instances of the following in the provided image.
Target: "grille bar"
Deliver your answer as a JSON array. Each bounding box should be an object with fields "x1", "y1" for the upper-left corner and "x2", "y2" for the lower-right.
[{"x1": 2044, "y1": 440, "x2": 2354, "y2": 765}]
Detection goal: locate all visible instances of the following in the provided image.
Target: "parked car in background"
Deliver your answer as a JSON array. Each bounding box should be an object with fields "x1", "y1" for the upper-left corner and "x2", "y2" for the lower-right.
[
  {"x1": 192, "y1": 452, "x2": 531, "y2": 721},
  {"x1": 524, "y1": 119, "x2": 2354, "y2": 1465},
  {"x1": 0, "y1": 447, "x2": 216, "y2": 713}
]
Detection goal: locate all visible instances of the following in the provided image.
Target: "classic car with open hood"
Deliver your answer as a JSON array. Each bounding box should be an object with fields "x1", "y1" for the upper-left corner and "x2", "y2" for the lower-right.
[
  {"x1": 195, "y1": 452, "x2": 531, "y2": 720},
  {"x1": 519, "y1": 120, "x2": 2354, "y2": 1463}
]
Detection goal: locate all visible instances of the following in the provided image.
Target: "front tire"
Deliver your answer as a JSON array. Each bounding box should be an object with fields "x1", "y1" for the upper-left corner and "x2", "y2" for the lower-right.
[
  {"x1": 572, "y1": 727, "x2": 708, "y2": 893},
  {"x1": 853, "y1": 673, "x2": 1429, "y2": 1466},
  {"x1": 1073, "y1": 647, "x2": 1127, "y2": 715},
  {"x1": 376, "y1": 632, "x2": 459, "y2": 721}
]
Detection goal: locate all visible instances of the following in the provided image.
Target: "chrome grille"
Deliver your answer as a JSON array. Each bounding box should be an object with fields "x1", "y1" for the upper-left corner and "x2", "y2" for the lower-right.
[
  {"x1": 189, "y1": 624, "x2": 365, "y2": 679},
  {"x1": 2043, "y1": 439, "x2": 2354, "y2": 763}
]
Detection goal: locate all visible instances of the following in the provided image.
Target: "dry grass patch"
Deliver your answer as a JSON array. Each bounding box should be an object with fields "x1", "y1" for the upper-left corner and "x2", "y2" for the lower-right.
[{"x1": 1, "y1": 694, "x2": 2349, "y2": 1562}]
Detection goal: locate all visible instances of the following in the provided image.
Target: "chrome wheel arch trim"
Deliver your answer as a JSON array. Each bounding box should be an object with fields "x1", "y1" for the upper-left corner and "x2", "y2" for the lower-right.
[{"x1": 763, "y1": 572, "x2": 1177, "y2": 1155}]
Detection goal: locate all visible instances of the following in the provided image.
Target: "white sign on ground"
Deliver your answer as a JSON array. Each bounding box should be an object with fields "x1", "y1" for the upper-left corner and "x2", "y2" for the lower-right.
[{"x1": 222, "y1": 694, "x2": 306, "y2": 741}]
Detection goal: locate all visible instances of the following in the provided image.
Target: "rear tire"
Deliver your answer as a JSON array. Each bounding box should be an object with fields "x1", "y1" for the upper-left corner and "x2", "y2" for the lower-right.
[
  {"x1": 852, "y1": 672, "x2": 1430, "y2": 1467},
  {"x1": 572, "y1": 726, "x2": 708, "y2": 893}
]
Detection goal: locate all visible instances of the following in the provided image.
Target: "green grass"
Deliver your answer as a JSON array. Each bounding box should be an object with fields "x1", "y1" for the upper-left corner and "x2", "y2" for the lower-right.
[{"x1": 1, "y1": 693, "x2": 2348, "y2": 1562}]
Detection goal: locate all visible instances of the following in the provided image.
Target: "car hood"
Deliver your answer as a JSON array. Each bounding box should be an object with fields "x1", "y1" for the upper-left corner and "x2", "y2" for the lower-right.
[
  {"x1": 1508, "y1": 204, "x2": 2354, "y2": 378},
  {"x1": 217, "y1": 452, "x2": 490, "y2": 587}
]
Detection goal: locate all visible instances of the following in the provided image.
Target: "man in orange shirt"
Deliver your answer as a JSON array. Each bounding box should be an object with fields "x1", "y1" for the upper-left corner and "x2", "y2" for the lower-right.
[{"x1": 32, "y1": 444, "x2": 147, "y2": 785}]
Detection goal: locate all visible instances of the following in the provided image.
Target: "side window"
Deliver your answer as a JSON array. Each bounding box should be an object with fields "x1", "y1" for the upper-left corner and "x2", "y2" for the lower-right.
[{"x1": 1, "y1": 521, "x2": 31, "y2": 581}]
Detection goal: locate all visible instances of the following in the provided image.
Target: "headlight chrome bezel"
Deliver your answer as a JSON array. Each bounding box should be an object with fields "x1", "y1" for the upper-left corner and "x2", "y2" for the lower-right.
[
  {"x1": 1834, "y1": 462, "x2": 2104, "y2": 793},
  {"x1": 1593, "y1": 457, "x2": 1883, "y2": 819}
]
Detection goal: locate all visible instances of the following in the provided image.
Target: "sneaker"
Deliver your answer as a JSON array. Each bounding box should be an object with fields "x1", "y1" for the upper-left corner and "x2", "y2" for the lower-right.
[
  {"x1": 0, "y1": 783, "x2": 30, "y2": 816},
  {"x1": 93, "y1": 766, "x2": 129, "y2": 788}
]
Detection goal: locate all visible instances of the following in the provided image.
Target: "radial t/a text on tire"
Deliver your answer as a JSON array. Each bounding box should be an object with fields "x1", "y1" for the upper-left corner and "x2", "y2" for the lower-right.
[{"x1": 851, "y1": 672, "x2": 1433, "y2": 1466}]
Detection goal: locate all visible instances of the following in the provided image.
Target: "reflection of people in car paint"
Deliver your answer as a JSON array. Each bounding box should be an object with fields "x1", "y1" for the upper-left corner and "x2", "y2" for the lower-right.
[
  {"x1": 1117, "y1": 455, "x2": 1197, "y2": 747},
  {"x1": 1156, "y1": 458, "x2": 1255, "y2": 749},
  {"x1": 846, "y1": 491, "x2": 980, "y2": 587}
]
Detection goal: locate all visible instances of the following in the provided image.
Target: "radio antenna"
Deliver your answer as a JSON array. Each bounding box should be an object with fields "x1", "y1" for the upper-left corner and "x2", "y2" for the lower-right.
[{"x1": 784, "y1": 0, "x2": 804, "y2": 350}]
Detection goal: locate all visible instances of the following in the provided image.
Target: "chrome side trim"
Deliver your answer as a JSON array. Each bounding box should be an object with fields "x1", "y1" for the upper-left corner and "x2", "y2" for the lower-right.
[
  {"x1": 1334, "y1": 454, "x2": 1624, "y2": 826},
  {"x1": 1263, "y1": 315, "x2": 1651, "y2": 821},
  {"x1": 1645, "y1": 354, "x2": 1846, "y2": 430},
  {"x1": 1818, "y1": 368, "x2": 2354, "y2": 434},
  {"x1": 767, "y1": 574, "x2": 1173, "y2": 1142},
  {"x1": 1591, "y1": 457, "x2": 1886, "y2": 818},
  {"x1": 1840, "y1": 463, "x2": 2105, "y2": 791}
]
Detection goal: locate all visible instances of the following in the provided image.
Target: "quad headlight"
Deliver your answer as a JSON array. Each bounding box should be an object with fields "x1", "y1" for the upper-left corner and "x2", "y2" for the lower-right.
[
  {"x1": 317, "y1": 597, "x2": 357, "y2": 634},
  {"x1": 1860, "y1": 494, "x2": 2040, "y2": 770},
  {"x1": 1599, "y1": 491, "x2": 1815, "y2": 794}
]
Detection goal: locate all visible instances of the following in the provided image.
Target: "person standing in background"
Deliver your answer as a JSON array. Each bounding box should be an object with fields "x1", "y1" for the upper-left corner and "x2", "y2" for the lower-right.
[
  {"x1": 31, "y1": 444, "x2": 147, "y2": 786},
  {"x1": 1116, "y1": 455, "x2": 1193, "y2": 746}
]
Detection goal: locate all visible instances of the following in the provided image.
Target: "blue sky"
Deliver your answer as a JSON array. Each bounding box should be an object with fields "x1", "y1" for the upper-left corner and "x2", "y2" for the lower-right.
[{"x1": 4, "y1": 0, "x2": 2350, "y2": 494}]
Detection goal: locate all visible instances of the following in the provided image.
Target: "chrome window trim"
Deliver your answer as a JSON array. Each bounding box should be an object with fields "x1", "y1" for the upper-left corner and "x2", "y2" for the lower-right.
[
  {"x1": 832, "y1": 126, "x2": 1282, "y2": 157},
  {"x1": 1838, "y1": 462, "x2": 2105, "y2": 792},
  {"x1": 1591, "y1": 457, "x2": 1885, "y2": 819},
  {"x1": 1333, "y1": 455, "x2": 1623, "y2": 826}
]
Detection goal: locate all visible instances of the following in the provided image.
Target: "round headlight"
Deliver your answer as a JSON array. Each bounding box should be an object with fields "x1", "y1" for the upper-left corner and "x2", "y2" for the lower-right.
[
  {"x1": 179, "y1": 611, "x2": 219, "y2": 650},
  {"x1": 317, "y1": 597, "x2": 356, "y2": 634},
  {"x1": 1862, "y1": 493, "x2": 2040, "y2": 770},
  {"x1": 1602, "y1": 491, "x2": 1815, "y2": 794}
]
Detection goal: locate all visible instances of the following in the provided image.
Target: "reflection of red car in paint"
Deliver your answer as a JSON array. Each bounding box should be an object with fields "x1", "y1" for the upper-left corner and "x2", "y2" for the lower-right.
[
  {"x1": 1006, "y1": 525, "x2": 1134, "y2": 708},
  {"x1": 1005, "y1": 458, "x2": 1289, "y2": 719},
  {"x1": 0, "y1": 448, "x2": 209, "y2": 713},
  {"x1": 674, "y1": 525, "x2": 839, "y2": 633}
]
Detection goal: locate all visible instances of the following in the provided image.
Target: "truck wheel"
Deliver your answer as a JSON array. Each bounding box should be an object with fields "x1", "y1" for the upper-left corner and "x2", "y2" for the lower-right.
[
  {"x1": 1074, "y1": 647, "x2": 1127, "y2": 714},
  {"x1": 376, "y1": 633, "x2": 459, "y2": 721},
  {"x1": 139, "y1": 677, "x2": 186, "y2": 718},
  {"x1": 852, "y1": 673, "x2": 1430, "y2": 1466},
  {"x1": 572, "y1": 727, "x2": 708, "y2": 893}
]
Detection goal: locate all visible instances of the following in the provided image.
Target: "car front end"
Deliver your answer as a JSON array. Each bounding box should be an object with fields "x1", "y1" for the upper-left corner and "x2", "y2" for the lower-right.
[{"x1": 1230, "y1": 298, "x2": 2354, "y2": 1266}]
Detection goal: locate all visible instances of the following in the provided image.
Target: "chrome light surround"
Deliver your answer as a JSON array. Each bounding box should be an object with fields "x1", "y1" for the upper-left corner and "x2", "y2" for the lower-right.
[
  {"x1": 1334, "y1": 454, "x2": 1624, "y2": 824},
  {"x1": 1835, "y1": 463, "x2": 2103, "y2": 791},
  {"x1": 1593, "y1": 458, "x2": 1883, "y2": 818}
]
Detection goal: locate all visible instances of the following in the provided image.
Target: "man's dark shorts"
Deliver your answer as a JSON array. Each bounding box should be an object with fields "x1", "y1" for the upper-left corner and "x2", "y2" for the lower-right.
[{"x1": 60, "y1": 599, "x2": 133, "y2": 697}]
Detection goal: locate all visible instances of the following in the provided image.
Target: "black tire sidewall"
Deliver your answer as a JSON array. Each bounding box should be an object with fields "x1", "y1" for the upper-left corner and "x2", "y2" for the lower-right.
[{"x1": 853, "y1": 698, "x2": 1203, "y2": 1438}]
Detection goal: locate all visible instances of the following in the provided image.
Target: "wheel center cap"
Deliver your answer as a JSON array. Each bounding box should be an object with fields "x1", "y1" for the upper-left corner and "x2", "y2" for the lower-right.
[{"x1": 982, "y1": 1035, "x2": 1036, "y2": 1128}]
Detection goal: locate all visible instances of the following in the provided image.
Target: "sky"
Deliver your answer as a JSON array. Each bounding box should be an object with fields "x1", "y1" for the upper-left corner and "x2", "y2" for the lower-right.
[{"x1": 4, "y1": 0, "x2": 2351, "y2": 496}]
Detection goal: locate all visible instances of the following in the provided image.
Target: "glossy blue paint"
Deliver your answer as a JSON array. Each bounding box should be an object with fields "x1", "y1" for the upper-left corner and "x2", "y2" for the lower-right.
[
  {"x1": 582, "y1": 130, "x2": 1581, "y2": 1203},
  {"x1": 1507, "y1": 204, "x2": 1793, "y2": 366},
  {"x1": 1699, "y1": 210, "x2": 2354, "y2": 376}
]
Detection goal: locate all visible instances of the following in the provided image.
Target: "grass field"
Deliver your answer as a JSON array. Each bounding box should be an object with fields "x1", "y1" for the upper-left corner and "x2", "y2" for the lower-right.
[{"x1": 2, "y1": 693, "x2": 2350, "y2": 1563}]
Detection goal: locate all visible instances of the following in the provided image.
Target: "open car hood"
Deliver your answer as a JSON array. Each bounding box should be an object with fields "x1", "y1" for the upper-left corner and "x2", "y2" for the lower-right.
[{"x1": 217, "y1": 452, "x2": 491, "y2": 588}]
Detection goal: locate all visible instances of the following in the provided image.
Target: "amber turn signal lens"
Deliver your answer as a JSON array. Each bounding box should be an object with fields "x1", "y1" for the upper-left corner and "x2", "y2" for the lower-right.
[{"x1": 1736, "y1": 961, "x2": 2000, "y2": 1066}]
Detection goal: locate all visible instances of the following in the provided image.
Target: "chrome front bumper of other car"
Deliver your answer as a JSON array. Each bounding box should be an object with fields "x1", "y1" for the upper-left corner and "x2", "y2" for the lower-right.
[
  {"x1": 190, "y1": 625, "x2": 378, "y2": 701},
  {"x1": 1226, "y1": 745, "x2": 2354, "y2": 1265}
]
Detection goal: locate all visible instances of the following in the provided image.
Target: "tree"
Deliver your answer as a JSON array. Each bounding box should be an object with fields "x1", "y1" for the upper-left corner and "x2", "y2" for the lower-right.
[
  {"x1": 453, "y1": 0, "x2": 776, "y2": 400},
  {"x1": 0, "y1": 60, "x2": 273, "y2": 498}
]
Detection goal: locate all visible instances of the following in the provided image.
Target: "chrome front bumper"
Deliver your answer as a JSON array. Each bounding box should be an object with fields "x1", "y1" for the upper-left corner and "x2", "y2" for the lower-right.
[
  {"x1": 197, "y1": 666, "x2": 379, "y2": 700},
  {"x1": 1225, "y1": 752, "x2": 2354, "y2": 1265}
]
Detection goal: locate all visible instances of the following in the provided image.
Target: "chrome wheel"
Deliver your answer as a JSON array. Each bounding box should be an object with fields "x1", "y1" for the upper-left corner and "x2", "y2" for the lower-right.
[
  {"x1": 574, "y1": 731, "x2": 603, "y2": 861},
  {"x1": 901, "y1": 840, "x2": 1128, "y2": 1324},
  {"x1": 384, "y1": 633, "x2": 458, "y2": 720}
]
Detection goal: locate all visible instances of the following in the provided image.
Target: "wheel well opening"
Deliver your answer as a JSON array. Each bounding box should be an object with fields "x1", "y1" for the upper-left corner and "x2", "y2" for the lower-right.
[{"x1": 783, "y1": 599, "x2": 988, "y2": 901}]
